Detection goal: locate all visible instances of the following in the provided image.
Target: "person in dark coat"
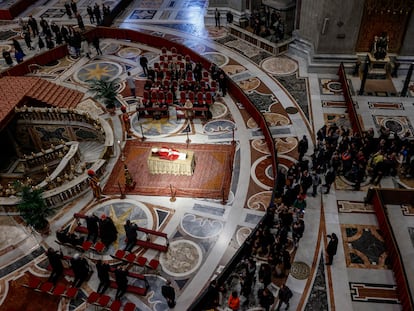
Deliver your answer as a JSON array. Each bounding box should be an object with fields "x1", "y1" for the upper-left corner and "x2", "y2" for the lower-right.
[
  {"x1": 292, "y1": 218, "x2": 305, "y2": 248},
  {"x1": 70, "y1": 0, "x2": 78, "y2": 14},
  {"x1": 2, "y1": 49, "x2": 13, "y2": 66},
  {"x1": 64, "y1": 2, "x2": 72, "y2": 18},
  {"x1": 12, "y1": 39, "x2": 24, "y2": 55},
  {"x1": 124, "y1": 219, "x2": 138, "y2": 252},
  {"x1": 70, "y1": 253, "x2": 90, "y2": 287},
  {"x1": 76, "y1": 13, "x2": 85, "y2": 31},
  {"x1": 326, "y1": 233, "x2": 338, "y2": 265},
  {"x1": 61, "y1": 25, "x2": 69, "y2": 43},
  {"x1": 28, "y1": 15, "x2": 39, "y2": 36},
  {"x1": 93, "y1": 4, "x2": 102, "y2": 24},
  {"x1": 46, "y1": 248, "x2": 64, "y2": 284},
  {"x1": 86, "y1": 5, "x2": 95, "y2": 23},
  {"x1": 139, "y1": 55, "x2": 148, "y2": 76},
  {"x1": 96, "y1": 260, "x2": 110, "y2": 294},
  {"x1": 218, "y1": 72, "x2": 227, "y2": 96},
  {"x1": 205, "y1": 279, "x2": 220, "y2": 309},
  {"x1": 276, "y1": 283, "x2": 292, "y2": 310},
  {"x1": 86, "y1": 214, "x2": 99, "y2": 243},
  {"x1": 99, "y1": 214, "x2": 117, "y2": 247},
  {"x1": 324, "y1": 166, "x2": 336, "y2": 194},
  {"x1": 258, "y1": 287, "x2": 275, "y2": 311},
  {"x1": 115, "y1": 265, "x2": 128, "y2": 300},
  {"x1": 161, "y1": 279, "x2": 176, "y2": 308},
  {"x1": 23, "y1": 30, "x2": 33, "y2": 50},
  {"x1": 258, "y1": 262, "x2": 272, "y2": 287},
  {"x1": 92, "y1": 36, "x2": 102, "y2": 55},
  {"x1": 298, "y1": 135, "x2": 308, "y2": 161}
]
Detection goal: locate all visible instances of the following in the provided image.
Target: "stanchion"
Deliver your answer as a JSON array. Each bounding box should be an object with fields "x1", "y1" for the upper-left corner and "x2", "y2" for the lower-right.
[
  {"x1": 140, "y1": 124, "x2": 146, "y2": 141},
  {"x1": 169, "y1": 184, "x2": 176, "y2": 202},
  {"x1": 118, "y1": 182, "x2": 125, "y2": 199},
  {"x1": 186, "y1": 131, "x2": 191, "y2": 144},
  {"x1": 221, "y1": 188, "x2": 226, "y2": 205}
]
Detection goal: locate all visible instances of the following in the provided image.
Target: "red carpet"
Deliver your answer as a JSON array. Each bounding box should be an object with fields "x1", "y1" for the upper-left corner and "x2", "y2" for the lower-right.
[{"x1": 103, "y1": 141, "x2": 235, "y2": 200}]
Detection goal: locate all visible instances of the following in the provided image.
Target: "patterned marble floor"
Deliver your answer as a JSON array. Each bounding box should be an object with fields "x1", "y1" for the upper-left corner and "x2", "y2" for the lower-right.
[{"x1": 0, "y1": 1, "x2": 414, "y2": 311}]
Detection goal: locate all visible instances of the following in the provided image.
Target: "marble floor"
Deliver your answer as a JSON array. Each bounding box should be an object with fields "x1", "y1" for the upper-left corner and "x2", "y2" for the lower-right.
[{"x1": 0, "y1": 0, "x2": 413, "y2": 311}]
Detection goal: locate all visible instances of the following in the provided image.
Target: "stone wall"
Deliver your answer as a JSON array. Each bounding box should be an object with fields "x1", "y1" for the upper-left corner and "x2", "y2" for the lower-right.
[
  {"x1": 298, "y1": 0, "x2": 364, "y2": 54},
  {"x1": 400, "y1": 11, "x2": 414, "y2": 56}
]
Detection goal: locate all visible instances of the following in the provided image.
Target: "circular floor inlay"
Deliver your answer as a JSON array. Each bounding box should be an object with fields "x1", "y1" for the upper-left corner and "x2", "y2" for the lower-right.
[
  {"x1": 74, "y1": 61, "x2": 122, "y2": 83},
  {"x1": 384, "y1": 119, "x2": 403, "y2": 134},
  {"x1": 262, "y1": 56, "x2": 298, "y2": 75},
  {"x1": 286, "y1": 107, "x2": 298, "y2": 114},
  {"x1": 290, "y1": 261, "x2": 311, "y2": 280},
  {"x1": 327, "y1": 81, "x2": 342, "y2": 92},
  {"x1": 159, "y1": 239, "x2": 203, "y2": 277}
]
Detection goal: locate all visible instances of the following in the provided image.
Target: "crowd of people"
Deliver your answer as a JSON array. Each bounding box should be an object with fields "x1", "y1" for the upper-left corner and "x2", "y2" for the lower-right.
[
  {"x1": 312, "y1": 124, "x2": 414, "y2": 190},
  {"x1": 248, "y1": 7, "x2": 285, "y2": 42},
  {"x1": 2, "y1": 2, "x2": 110, "y2": 67},
  {"x1": 202, "y1": 121, "x2": 414, "y2": 310}
]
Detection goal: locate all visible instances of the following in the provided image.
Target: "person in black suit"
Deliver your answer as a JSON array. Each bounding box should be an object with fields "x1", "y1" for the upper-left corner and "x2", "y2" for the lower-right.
[
  {"x1": 86, "y1": 214, "x2": 99, "y2": 243},
  {"x1": 99, "y1": 214, "x2": 118, "y2": 247},
  {"x1": 162, "y1": 279, "x2": 176, "y2": 308},
  {"x1": 124, "y1": 220, "x2": 138, "y2": 252},
  {"x1": 115, "y1": 265, "x2": 129, "y2": 300},
  {"x1": 47, "y1": 248, "x2": 64, "y2": 284},
  {"x1": 96, "y1": 260, "x2": 110, "y2": 294},
  {"x1": 70, "y1": 253, "x2": 90, "y2": 287},
  {"x1": 326, "y1": 233, "x2": 339, "y2": 265},
  {"x1": 140, "y1": 55, "x2": 148, "y2": 76}
]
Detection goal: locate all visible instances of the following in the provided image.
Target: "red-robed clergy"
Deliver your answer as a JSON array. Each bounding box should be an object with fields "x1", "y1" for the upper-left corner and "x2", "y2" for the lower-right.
[{"x1": 152, "y1": 147, "x2": 181, "y2": 161}]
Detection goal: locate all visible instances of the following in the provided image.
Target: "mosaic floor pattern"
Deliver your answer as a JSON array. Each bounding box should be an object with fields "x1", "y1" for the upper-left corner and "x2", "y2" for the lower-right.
[
  {"x1": 337, "y1": 200, "x2": 374, "y2": 213},
  {"x1": 341, "y1": 224, "x2": 389, "y2": 269}
]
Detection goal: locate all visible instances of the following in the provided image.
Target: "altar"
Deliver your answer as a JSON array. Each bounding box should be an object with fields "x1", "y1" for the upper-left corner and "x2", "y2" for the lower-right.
[{"x1": 147, "y1": 150, "x2": 195, "y2": 176}]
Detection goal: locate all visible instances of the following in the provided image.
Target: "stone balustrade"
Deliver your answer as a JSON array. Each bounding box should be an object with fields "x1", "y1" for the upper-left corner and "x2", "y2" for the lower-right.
[
  {"x1": 35, "y1": 142, "x2": 82, "y2": 189},
  {"x1": 23, "y1": 142, "x2": 75, "y2": 170},
  {"x1": 228, "y1": 23, "x2": 293, "y2": 55},
  {"x1": 0, "y1": 159, "x2": 106, "y2": 211}
]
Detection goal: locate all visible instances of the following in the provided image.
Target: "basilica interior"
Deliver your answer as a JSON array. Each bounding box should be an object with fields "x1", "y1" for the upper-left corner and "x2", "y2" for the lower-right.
[{"x1": 0, "y1": 0, "x2": 414, "y2": 311}]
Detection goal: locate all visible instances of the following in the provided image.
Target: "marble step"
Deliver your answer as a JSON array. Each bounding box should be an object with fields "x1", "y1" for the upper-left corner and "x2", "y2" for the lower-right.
[{"x1": 78, "y1": 141, "x2": 106, "y2": 163}]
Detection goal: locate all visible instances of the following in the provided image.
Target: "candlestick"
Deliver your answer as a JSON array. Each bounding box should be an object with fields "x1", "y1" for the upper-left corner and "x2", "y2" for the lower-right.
[
  {"x1": 140, "y1": 124, "x2": 146, "y2": 141},
  {"x1": 186, "y1": 131, "x2": 191, "y2": 144},
  {"x1": 169, "y1": 184, "x2": 176, "y2": 202}
]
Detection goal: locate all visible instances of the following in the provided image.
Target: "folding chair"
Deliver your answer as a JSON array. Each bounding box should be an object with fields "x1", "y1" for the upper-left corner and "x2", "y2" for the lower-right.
[
  {"x1": 24, "y1": 276, "x2": 42, "y2": 290},
  {"x1": 97, "y1": 294, "x2": 111, "y2": 309},
  {"x1": 52, "y1": 284, "x2": 66, "y2": 296},
  {"x1": 40, "y1": 282, "x2": 54, "y2": 294},
  {"x1": 109, "y1": 299, "x2": 122, "y2": 311},
  {"x1": 146, "y1": 258, "x2": 160, "y2": 274},
  {"x1": 86, "y1": 291, "x2": 100, "y2": 306},
  {"x1": 123, "y1": 302, "x2": 136, "y2": 311}
]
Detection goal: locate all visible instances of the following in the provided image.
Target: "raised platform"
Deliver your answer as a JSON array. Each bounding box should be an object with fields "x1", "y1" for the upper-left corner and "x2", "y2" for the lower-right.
[{"x1": 103, "y1": 141, "x2": 235, "y2": 200}]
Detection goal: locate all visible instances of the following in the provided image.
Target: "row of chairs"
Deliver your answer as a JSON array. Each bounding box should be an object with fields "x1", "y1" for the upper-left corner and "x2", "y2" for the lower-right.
[
  {"x1": 144, "y1": 79, "x2": 216, "y2": 93},
  {"x1": 87, "y1": 291, "x2": 136, "y2": 311},
  {"x1": 160, "y1": 46, "x2": 188, "y2": 60},
  {"x1": 111, "y1": 250, "x2": 160, "y2": 273},
  {"x1": 142, "y1": 89, "x2": 214, "y2": 107},
  {"x1": 23, "y1": 276, "x2": 78, "y2": 300}
]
